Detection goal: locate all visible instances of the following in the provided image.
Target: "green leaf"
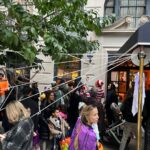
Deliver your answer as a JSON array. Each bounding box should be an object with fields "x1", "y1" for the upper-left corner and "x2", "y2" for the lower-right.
[{"x1": 0, "y1": 0, "x2": 115, "y2": 65}]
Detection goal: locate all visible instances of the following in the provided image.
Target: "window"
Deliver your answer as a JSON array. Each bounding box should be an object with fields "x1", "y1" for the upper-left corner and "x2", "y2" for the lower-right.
[
  {"x1": 120, "y1": 0, "x2": 145, "y2": 26},
  {"x1": 54, "y1": 58, "x2": 81, "y2": 82},
  {"x1": 111, "y1": 71, "x2": 127, "y2": 101},
  {"x1": 104, "y1": 0, "x2": 146, "y2": 27},
  {"x1": 105, "y1": 0, "x2": 115, "y2": 16}
]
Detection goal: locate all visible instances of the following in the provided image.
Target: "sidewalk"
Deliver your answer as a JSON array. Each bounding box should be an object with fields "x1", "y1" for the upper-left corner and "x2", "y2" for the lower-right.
[{"x1": 103, "y1": 137, "x2": 144, "y2": 150}]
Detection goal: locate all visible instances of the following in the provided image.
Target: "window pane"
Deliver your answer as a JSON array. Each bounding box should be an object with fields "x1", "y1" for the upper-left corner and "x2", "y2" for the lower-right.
[
  {"x1": 121, "y1": 0, "x2": 145, "y2": 6},
  {"x1": 120, "y1": 8, "x2": 128, "y2": 17},
  {"x1": 119, "y1": 71, "x2": 127, "y2": 81},
  {"x1": 120, "y1": 0, "x2": 129, "y2": 6},
  {"x1": 136, "y1": 7, "x2": 145, "y2": 16},
  {"x1": 129, "y1": 0, "x2": 136, "y2": 6},
  {"x1": 105, "y1": 0, "x2": 114, "y2": 16},
  {"x1": 111, "y1": 72, "x2": 118, "y2": 81},
  {"x1": 106, "y1": 0, "x2": 114, "y2": 7},
  {"x1": 137, "y1": 0, "x2": 145, "y2": 6},
  {"x1": 106, "y1": 0, "x2": 146, "y2": 25},
  {"x1": 105, "y1": 8, "x2": 114, "y2": 15},
  {"x1": 129, "y1": 7, "x2": 136, "y2": 15}
]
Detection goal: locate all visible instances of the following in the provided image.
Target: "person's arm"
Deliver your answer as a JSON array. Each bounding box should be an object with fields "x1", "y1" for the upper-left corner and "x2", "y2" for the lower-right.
[
  {"x1": 2, "y1": 119, "x2": 33, "y2": 150},
  {"x1": 48, "y1": 123, "x2": 62, "y2": 135},
  {"x1": 63, "y1": 119, "x2": 70, "y2": 130},
  {"x1": 0, "y1": 134, "x2": 6, "y2": 141}
]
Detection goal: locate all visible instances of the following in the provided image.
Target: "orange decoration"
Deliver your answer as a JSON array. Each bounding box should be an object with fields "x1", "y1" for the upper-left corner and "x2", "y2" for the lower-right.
[
  {"x1": 99, "y1": 143, "x2": 104, "y2": 150},
  {"x1": 0, "y1": 79, "x2": 9, "y2": 96}
]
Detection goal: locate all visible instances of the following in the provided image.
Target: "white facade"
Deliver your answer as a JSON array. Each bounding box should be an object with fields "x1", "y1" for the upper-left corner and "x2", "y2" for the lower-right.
[{"x1": 30, "y1": 53, "x2": 54, "y2": 92}]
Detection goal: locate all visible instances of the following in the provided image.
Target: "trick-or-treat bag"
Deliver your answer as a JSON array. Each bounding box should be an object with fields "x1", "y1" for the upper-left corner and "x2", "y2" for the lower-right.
[
  {"x1": 99, "y1": 143, "x2": 104, "y2": 150},
  {"x1": 59, "y1": 137, "x2": 71, "y2": 150}
]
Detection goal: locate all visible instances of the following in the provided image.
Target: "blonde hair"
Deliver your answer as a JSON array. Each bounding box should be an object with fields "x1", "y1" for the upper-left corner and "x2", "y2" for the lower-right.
[
  {"x1": 81, "y1": 105, "x2": 96, "y2": 124},
  {"x1": 6, "y1": 101, "x2": 30, "y2": 124}
]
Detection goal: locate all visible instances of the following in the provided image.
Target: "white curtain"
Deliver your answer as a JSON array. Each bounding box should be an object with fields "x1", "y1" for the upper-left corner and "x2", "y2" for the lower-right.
[{"x1": 120, "y1": 0, "x2": 145, "y2": 26}]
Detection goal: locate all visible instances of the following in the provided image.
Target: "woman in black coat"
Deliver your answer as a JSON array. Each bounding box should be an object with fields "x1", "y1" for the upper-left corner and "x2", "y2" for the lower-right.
[
  {"x1": 105, "y1": 83, "x2": 118, "y2": 125},
  {"x1": 119, "y1": 87, "x2": 137, "y2": 150},
  {"x1": 143, "y1": 85, "x2": 150, "y2": 150},
  {"x1": 38, "y1": 90, "x2": 55, "y2": 150}
]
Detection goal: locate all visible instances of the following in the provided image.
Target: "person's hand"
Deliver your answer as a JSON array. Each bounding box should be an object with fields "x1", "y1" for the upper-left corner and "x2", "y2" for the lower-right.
[
  {"x1": 59, "y1": 131, "x2": 62, "y2": 135},
  {"x1": 33, "y1": 132, "x2": 37, "y2": 137},
  {"x1": 0, "y1": 134, "x2": 6, "y2": 141},
  {"x1": 96, "y1": 141, "x2": 100, "y2": 148},
  {"x1": 67, "y1": 126, "x2": 70, "y2": 130}
]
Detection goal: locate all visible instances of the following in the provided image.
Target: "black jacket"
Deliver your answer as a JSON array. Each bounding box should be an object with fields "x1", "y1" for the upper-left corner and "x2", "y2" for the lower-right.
[
  {"x1": 67, "y1": 92, "x2": 81, "y2": 126},
  {"x1": 2, "y1": 118, "x2": 34, "y2": 150},
  {"x1": 38, "y1": 100, "x2": 53, "y2": 140},
  {"x1": 121, "y1": 96, "x2": 137, "y2": 123},
  {"x1": 143, "y1": 90, "x2": 150, "y2": 150},
  {"x1": 21, "y1": 97, "x2": 39, "y2": 131},
  {"x1": 105, "y1": 89, "x2": 118, "y2": 110}
]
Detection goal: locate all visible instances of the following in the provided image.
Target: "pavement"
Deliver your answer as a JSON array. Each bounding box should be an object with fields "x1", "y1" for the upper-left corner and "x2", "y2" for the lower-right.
[{"x1": 103, "y1": 137, "x2": 144, "y2": 150}]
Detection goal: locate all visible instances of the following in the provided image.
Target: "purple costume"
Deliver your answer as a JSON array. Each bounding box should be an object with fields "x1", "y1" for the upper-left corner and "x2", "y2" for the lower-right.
[{"x1": 69, "y1": 119, "x2": 97, "y2": 150}]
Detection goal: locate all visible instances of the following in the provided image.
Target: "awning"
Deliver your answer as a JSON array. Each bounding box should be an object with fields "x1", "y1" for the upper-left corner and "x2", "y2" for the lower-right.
[{"x1": 118, "y1": 22, "x2": 150, "y2": 54}]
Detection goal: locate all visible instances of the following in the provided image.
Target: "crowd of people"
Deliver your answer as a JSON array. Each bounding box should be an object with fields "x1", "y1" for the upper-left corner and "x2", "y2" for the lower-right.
[{"x1": 0, "y1": 79, "x2": 149, "y2": 150}]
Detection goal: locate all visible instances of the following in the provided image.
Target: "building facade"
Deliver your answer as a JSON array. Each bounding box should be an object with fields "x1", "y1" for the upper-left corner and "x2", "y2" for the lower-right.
[
  {"x1": 83, "y1": 0, "x2": 150, "y2": 100},
  {"x1": 25, "y1": 0, "x2": 150, "y2": 93},
  {"x1": 1, "y1": 0, "x2": 150, "y2": 94}
]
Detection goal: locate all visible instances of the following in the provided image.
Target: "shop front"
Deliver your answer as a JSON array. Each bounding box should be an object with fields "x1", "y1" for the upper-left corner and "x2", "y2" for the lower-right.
[
  {"x1": 108, "y1": 64, "x2": 150, "y2": 102},
  {"x1": 108, "y1": 22, "x2": 150, "y2": 102},
  {"x1": 54, "y1": 58, "x2": 81, "y2": 84}
]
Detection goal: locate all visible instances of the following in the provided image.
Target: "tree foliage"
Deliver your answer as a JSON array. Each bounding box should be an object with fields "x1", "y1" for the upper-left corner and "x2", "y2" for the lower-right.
[{"x1": 0, "y1": 0, "x2": 115, "y2": 64}]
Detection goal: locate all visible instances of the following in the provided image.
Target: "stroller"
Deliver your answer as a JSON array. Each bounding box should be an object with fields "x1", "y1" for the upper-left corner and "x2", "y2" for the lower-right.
[{"x1": 104, "y1": 102, "x2": 126, "y2": 144}]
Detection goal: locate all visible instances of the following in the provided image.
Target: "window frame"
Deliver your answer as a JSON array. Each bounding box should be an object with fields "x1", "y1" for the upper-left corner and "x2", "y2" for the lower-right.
[{"x1": 104, "y1": 0, "x2": 148, "y2": 26}]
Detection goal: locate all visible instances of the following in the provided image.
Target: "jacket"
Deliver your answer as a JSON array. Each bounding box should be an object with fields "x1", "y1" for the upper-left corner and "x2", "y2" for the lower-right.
[
  {"x1": 67, "y1": 92, "x2": 82, "y2": 126},
  {"x1": 48, "y1": 116, "x2": 69, "y2": 139},
  {"x1": 38, "y1": 100, "x2": 51, "y2": 140},
  {"x1": 105, "y1": 89, "x2": 118, "y2": 110},
  {"x1": 21, "y1": 97, "x2": 39, "y2": 131},
  {"x1": 2, "y1": 118, "x2": 34, "y2": 150},
  {"x1": 143, "y1": 90, "x2": 150, "y2": 150},
  {"x1": 121, "y1": 96, "x2": 137, "y2": 123},
  {"x1": 69, "y1": 120, "x2": 97, "y2": 150}
]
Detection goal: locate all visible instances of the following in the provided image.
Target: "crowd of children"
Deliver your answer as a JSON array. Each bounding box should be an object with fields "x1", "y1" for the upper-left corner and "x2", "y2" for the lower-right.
[
  {"x1": 1, "y1": 78, "x2": 149, "y2": 150},
  {"x1": 0, "y1": 78, "x2": 106, "y2": 150}
]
